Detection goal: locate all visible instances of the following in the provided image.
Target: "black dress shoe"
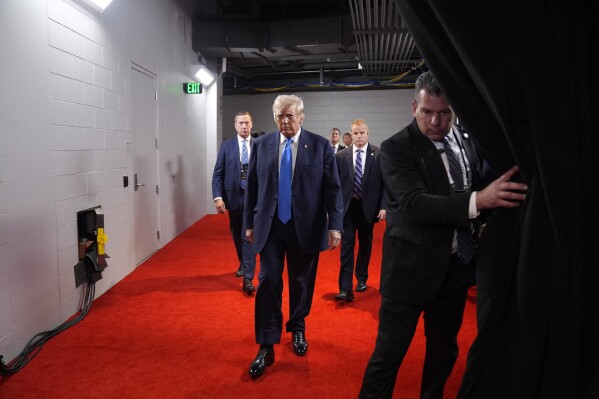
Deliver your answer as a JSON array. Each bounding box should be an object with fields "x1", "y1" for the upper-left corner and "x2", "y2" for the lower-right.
[
  {"x1": 243, "y1": 278, "x2": 255, "y2": 293},
  {"x1": 335, "y1": 289, "x2": 354, "y2": 302},
  {"x1": 249, "y1": 345, "x2": 275, "y2": 378},
  {"x1": 292, "y1": 331, "x2": 308, "y2": 356},
  {"x1": 356, "y1": 281, "x2": 367, "y2": 292},
  {"x1": 235, "y1": 267, "x2": 243, "y2": 277}
]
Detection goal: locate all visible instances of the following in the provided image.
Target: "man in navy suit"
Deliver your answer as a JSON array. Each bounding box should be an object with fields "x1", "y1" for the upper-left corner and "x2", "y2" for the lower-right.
[
  {"x1": 244, "y1": 94, "x2": 343, "y2": 378},
  {"x1": 358, "y1": 72, "x2": 527, "y2": 399},
  {"x1": 334, "y1": 119, "x2": 386, "y2": 302},
  {"x1": 212, "y1": 111, "x2": 257, "y2": 294},
  {"x1": 329, "y1": 127, "x2": 346, "y2": 153}
]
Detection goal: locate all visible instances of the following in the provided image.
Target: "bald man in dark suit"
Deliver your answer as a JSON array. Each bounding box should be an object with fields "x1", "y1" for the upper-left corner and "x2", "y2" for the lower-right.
[{"x1": 334, "y1": 119, "x2": 386, "y2": 302}]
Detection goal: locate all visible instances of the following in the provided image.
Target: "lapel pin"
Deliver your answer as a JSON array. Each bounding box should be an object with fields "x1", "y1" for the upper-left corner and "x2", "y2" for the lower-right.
[{"x1": 304, "y1": 144, "x2": 308, "y2": 148}]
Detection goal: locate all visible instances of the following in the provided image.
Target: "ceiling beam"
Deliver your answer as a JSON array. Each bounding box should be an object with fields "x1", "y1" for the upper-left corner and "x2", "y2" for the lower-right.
[{"x1": 223, "y1": 63, "x2": 256, "y2": 80}]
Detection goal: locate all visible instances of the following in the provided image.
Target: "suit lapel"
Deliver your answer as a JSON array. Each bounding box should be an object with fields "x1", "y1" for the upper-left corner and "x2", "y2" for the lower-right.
[
  {"x1": 362, "y1": 145, "x2": 375, "y2": 182},
  {"x1": 294, "y1": 129, "x2": 310, "y2": 184},
  {"x1": 233, "y1": 137, "x2": 240, "y2": 166},
  {"x1": 268, "y1": 132, "x2": 280, "y2": 184},
  {"x1": 345, "y1": 145, "x2": 354, "y2": 179},
  {"x1": 246, "y1": 137, "x2": 251, "y2": 160},
  {"x1": 454, "y1": 127, "x2": 481, "y2": 186},
  {"x1": 408, "y1": 121, "x2": 451, "y2": 192}
]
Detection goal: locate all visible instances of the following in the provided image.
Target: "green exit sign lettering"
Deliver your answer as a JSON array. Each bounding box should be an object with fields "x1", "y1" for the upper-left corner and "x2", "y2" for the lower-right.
[{"x1": 183, "y1": 82, "x2": 202, "y2": 94}]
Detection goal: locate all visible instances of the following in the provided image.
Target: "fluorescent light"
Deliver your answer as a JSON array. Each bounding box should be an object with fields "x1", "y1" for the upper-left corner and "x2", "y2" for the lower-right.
[
  {"x1": 195, "y1": 67, "x2": 215, "y2": 86},
  {"x1": 77, "y1": 0, "x2": 114, "y2": 13}
]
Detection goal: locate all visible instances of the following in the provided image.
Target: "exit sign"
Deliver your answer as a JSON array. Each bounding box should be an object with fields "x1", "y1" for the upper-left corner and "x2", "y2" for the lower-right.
[{"x1": 183, "y1": 82, "x2": 202, "y2": 94}]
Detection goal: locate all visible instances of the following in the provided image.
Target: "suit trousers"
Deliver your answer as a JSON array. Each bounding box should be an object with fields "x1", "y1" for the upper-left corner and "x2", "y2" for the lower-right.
[
  {"x1": 255, "y1": 217, "x2": 319, "y2": 344},
  {"x1": 359, "y1": 254, "x2": 472, "y2": 399},
  {"x1": 228, "y1": 203, "x2": 256, "y2": 279},
  {"x1": 339, "y1": 198, "x2": 374, "y2": 291}
]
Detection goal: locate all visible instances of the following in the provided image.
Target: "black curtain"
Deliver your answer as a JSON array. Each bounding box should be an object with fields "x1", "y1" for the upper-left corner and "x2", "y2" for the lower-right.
[{"x1": 394, "y1": 1, "x2": 595, "y2": 398}]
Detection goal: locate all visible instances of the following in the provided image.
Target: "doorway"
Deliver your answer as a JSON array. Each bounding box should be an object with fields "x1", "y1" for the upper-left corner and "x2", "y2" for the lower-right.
[{"x1": 131, "y1": 65, "x2": 160, "y2": 266}]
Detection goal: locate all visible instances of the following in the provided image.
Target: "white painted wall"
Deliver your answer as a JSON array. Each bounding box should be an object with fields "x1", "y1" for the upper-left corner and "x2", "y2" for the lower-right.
[
  {"x1": 0, "y1": 0, "x2": 218, "y2": 361},
  {"x1": 222, "y1": 89, "x2": 415, "y2": 147}
]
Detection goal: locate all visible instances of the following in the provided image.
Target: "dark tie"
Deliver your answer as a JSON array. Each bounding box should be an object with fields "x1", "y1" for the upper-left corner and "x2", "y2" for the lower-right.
[
  {"x1": 240, "y1": 139, "x2": 248, "y2": 189},
  {"x1": 443, "y1": 137, "x2": 475, "y2": 264},
  {"x1": 353, "y1": 149, "x2": 363, "y2": 200},
  {"x1": 278, "y1": 138, "x2": 292, "y2": 223},
  {"x1": 443, "y1": 137, "x2": 464, "y2": 189}
]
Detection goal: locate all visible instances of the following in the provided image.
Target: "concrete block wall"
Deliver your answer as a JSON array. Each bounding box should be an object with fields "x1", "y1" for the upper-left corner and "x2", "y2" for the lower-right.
[
  {"x1": 0, "y1": 0, "x2": 217, "y2": 361},
  {"x1": 222, "y1": 89, "x2": 415, "y2": 146}
]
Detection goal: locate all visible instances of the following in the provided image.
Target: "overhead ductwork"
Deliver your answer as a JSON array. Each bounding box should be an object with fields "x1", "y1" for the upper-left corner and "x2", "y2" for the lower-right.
[
  {"x1": 192, "y1": 15, "x2": 356, "y2": 74},
  {"x1": 349, "y1": 0, "x2": 418, "y2": 76},
  {"x1": 181, "y1": 0, "x2": 423, "y2": 93}
]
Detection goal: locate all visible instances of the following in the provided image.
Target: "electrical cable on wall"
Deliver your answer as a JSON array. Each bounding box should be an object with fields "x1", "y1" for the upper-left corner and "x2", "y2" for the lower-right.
[
  {"x1": 0, "y1": 274, "x2": 97, "y2": 376},
  {"x1": 1, "y1": 207, "x2": 108, "y2": 377}
]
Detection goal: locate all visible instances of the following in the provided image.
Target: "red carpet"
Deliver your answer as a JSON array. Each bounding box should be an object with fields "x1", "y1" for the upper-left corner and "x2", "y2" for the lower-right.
[{"x1": 0, "y1": 215, "x2": 476, "y2": 398}]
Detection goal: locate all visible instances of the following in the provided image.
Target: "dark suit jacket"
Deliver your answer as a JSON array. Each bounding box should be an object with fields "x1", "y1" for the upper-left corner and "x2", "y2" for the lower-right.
[
  {"x1": 333, "y1": 143, "x2": 346, "y2": 153},
  {"x1": 379, "y1": 120, "x2": 483, "y2": 304},
  {"x1": 244, "y1": 128, "x2": 344, "y2": 254},
  {"x1": 335, "y1": 144, "x2": 386, "y2": 222},
  {"x1": 212, "y1": 136, "x2": 248, "y2": 211}
]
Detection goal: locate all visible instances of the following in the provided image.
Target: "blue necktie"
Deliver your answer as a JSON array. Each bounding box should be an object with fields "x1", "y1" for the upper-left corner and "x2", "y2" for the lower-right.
[
  {"x1": 443, "y1": 137, "x2": 475, "y2": 264},
  {"x1": 353, "y1": 149, "x2": 363, "y2": 200},
  {"x1": 278, "y1": 138, "x2": 292, "y2": 223},
  {"x1": 240, "y1": 139, "x2": 248, "y2": 189}
]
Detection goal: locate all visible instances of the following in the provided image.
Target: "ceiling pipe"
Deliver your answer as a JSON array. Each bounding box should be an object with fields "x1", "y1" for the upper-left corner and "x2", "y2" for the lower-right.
[{"x1": 349, "y1": 0, "x2": 415, "y2": 76}]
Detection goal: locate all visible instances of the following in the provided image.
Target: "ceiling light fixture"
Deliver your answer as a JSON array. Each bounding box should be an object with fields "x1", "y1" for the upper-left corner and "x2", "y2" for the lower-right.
[
  {"x1": 195, "y1": 67, "x2": 215, "y2": 87},
  {"x1": 77, "y1": 0, "x2": 114, "y2": 13}
]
